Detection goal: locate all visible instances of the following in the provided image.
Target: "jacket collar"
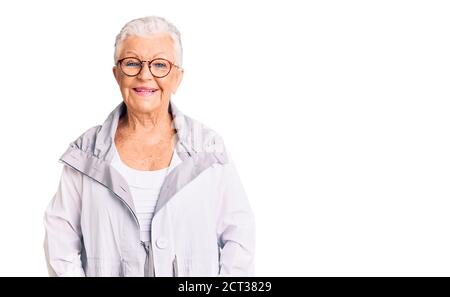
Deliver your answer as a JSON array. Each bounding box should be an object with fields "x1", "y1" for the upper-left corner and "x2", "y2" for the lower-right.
[{"x1": 93, "y1": 99, "x2": 194, "y2": 164}]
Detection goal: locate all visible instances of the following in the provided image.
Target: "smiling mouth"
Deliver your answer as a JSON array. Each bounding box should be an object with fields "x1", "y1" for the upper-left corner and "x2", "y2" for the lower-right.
[{"x1": 132, "y1": 88, "x2": 159, "y2": 96}]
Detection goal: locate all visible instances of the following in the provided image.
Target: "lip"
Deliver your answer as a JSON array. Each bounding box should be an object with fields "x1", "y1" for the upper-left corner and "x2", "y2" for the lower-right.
[
  {"x1": 133, "y1": 87, "x2": 159, "y2": 92},
  {"x1": 132, "y1": 87, "x2": 159, "y2": 97}
]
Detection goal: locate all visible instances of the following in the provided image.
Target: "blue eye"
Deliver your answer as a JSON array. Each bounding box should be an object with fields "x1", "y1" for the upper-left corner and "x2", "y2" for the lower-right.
[
  {"x1": 125, "y1": 62, "x2": 140, "y2": 67},
  {"x1": 153, "y1": 62, "x2": 168, "y2": 69}
]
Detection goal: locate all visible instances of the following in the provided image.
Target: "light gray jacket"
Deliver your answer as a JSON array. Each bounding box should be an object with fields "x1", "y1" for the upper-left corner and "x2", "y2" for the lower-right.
[{"x1": 43, "y1": 100, "x2": 255, "y2": 276}]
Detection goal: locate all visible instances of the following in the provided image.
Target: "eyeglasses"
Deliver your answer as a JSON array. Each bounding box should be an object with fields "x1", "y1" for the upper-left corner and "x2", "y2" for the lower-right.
[{"x1": 116, "y1": 57, "x2": 181, "y2": 78}]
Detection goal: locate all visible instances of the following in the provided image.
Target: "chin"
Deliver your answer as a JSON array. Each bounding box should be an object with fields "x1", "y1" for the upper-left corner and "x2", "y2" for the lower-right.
[{"x1": 130, "y1": 95, "x2": 162, "y2": 112}]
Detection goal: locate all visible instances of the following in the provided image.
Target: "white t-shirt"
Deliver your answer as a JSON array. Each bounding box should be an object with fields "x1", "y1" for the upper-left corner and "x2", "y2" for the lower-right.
[{"x1": 110, "y1": 142, "x2": 181, "y2": 242}]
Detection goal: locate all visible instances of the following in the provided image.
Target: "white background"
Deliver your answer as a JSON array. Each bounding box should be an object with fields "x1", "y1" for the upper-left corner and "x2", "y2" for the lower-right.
[{"x1": 0, "y1": 0, "x2": 449, "y2": 276}]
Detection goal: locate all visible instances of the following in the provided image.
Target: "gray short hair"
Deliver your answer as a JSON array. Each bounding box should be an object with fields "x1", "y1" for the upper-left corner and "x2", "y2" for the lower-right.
[{"x1": 114, "y1": 16, "x2": 183, "y2": 66}]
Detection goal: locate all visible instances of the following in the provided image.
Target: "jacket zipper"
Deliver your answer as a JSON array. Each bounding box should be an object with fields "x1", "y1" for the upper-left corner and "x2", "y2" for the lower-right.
[{"x1": 141, "y1": 241, "x2": 151, "y2": 277}]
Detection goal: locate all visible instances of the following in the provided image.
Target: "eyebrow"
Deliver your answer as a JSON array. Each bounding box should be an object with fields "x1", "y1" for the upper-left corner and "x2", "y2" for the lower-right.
[{"x1": 123, "y1": 51, "x2": 170, "y2": 59}]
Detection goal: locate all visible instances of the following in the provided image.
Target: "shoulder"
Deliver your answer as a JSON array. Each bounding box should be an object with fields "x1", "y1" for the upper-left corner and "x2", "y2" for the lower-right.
[
  {"x1": 181, "y1": 114, "x2": 229, "y2": 162},
  {"x1": 58, "y1": 124, "x2": 103, "y2": 167},
  {"x1": 57, "y1": 124, "x2": 103, "y2": 164},
  {"x1": 69, "y1": 125, "x2": 102, "y2": 154},
  {"x1": 60, "y1": 163, "x2": 83, "y2": 193}
]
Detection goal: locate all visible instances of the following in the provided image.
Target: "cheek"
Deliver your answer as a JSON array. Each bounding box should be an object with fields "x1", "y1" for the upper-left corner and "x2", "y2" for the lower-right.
[
  {"x1": 118, "y1": 77, "x2": 133, "y2": 93},
  {"x1": 117, "y1": 83, "x2": 133, "y2": 101},
  {"x1": 158, "y1": 77, "x2": 176, "y2": 93}
]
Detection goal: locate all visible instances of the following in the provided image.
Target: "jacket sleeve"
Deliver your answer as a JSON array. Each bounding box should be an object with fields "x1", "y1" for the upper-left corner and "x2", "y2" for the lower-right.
[
  {"x1": 43, "y1": 164, "x2": 85, "y2": 277},
  {"x1": 216, "y1": 154, "x2": 256, "y2": 276}
]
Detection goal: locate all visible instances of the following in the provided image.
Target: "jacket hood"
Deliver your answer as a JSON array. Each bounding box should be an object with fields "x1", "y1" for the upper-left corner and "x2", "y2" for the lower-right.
[{"x1": 61, "y1": 100, "x2": 228, "y2": 165}]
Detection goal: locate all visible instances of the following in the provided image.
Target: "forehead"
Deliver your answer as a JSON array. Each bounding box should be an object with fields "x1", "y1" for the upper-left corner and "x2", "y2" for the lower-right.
[{"x1": 118, "y1": 33, "x2": 175, "y2": 60}]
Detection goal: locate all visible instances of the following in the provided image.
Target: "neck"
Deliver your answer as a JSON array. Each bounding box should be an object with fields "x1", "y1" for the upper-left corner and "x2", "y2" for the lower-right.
[{"x1": 117, "y1": 102, "x2": 175, "y2": 146}]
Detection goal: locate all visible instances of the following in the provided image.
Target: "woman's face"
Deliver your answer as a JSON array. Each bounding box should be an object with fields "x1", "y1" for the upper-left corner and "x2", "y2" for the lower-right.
[{"x1": 113, "y1": 33, "x2": 183, "y2": 115}]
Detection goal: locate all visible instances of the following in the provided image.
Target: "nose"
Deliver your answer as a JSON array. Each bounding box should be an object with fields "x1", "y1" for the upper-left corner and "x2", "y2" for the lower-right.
[{"x1": 137, "y1": 61, "x2": 154, "y2": 80}]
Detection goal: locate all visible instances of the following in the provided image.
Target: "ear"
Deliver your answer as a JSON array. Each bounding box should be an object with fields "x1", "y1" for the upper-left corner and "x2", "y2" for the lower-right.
[
  {"x1": 112, "y1": 66, "x2": 120, "y2": 85},
  {"x1": 172, "y1": 68, "x2": 184, "y2": 95}
]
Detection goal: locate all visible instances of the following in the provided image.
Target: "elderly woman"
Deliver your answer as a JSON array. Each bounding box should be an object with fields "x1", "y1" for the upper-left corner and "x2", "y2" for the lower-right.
[{"x1": 43, "y1": 16, "x2": 255, "y2": 277}]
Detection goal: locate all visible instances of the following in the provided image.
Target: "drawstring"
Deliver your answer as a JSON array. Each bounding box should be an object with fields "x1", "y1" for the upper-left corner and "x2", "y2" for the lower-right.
[
  {"x1": 173, "y1": 254, "x2": 178, "y2": 277},
  {"x1": 141, "y1": 241, "x2": 155, "y2": 277}
]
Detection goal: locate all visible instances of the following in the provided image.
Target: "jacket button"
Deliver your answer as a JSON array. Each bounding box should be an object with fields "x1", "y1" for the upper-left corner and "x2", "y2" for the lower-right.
[{"x1": 156, "y1": 238, "x2": 168, "y2": 249}]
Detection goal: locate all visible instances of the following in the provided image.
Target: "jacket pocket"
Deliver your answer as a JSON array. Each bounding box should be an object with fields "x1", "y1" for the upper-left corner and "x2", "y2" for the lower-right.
[
  {"x1": 177, "y1": 254, "x2": 219, "y2": 276},
  {"x1": 85, "y1": 257, "x2": 122, "y2": 277}
]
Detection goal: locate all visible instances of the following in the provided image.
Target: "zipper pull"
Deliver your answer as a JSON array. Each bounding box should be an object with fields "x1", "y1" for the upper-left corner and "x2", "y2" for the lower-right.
[{"x1": 141, "y1": 241, "x2": 149, "y2": 253}]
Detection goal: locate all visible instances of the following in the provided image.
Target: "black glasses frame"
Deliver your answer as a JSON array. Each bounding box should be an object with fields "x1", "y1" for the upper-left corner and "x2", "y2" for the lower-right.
[{"x1": 116, "y1": 57, "x2": 181, "y2": 78}]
